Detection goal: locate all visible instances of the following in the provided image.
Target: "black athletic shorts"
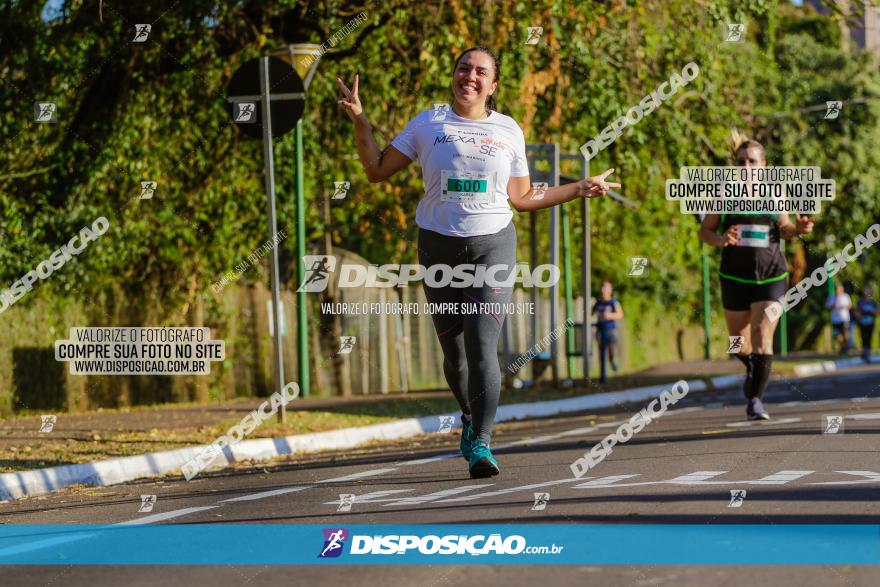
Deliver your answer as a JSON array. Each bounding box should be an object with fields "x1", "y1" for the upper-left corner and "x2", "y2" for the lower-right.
[{"x1": 720, "y1": 275, "x2": 788, "y2": 311}]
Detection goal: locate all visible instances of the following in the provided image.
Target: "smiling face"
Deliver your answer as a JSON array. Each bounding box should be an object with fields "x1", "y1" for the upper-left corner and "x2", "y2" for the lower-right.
[{"x1": 451, "y1": 50, "x2": 497, "y2": 111}]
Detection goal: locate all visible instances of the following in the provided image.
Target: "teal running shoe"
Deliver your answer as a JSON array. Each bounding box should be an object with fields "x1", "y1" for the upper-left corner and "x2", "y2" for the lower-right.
[
  {"x1": 460, "y1": 419, "x2": 475, "y2": 461},
  {"x1": 469, "y1": 440, "x2": 500, "y2": 479}
]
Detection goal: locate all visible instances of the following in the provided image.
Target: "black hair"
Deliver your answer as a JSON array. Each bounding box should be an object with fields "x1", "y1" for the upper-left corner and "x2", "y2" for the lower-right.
[{"x1": 452, "y1": 46, "x2": 500, "y2": 112}]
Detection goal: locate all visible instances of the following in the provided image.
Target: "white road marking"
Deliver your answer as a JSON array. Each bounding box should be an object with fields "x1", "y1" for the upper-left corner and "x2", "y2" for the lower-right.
[
  {"x1": 508, "y1": 426, "x2": 600, "y2": 446},
  {"x1": 399, "y1": 453, "x2": 459, "y2": 466},
  {"x1": 810, "y1": 471, "x2": 880, "y2": 485},
  {"x1": 847, "y1": 413, "x2": 880, "y2": 420},
  {"x1": 221, "y1": 484, "x2": 316, "y2": 503},
  {"x1": 114, "y1": 506, "x2": 219, "y2": 525},
  {"x1": 750, "y1": 470, "x2": 814, "y2": 485},
  {"x1": 219, "y1": 467, "x2": 398, "y2": 505},
  {"x1": 319, "y1": 468, "x2": 399, "y2": 483},
  {"x1": 383, "y1": 484, "x2": 495, "y2": 506},
  {"x1": 436, "y1": 479, "x2": 580, "y2": 503},
  {"x1": 572, "y1": 475, "x2": 642, "y2": 488},
  {"x1": 665, "y1": 471, "x2": 729, "y2": 485},
  {"x1": 727, "y1": 417, "x2": 801, "y2": 427},
  {"x1": 572, "y1": 470, "x2": 816, "y2": 489},
  {"x1": 670, "y1": 407, "x2": 705, "y2": 414},
  {"x1": 596, "y1": 420, "x2": 627, "y2": 429},
  {"x1": 323, "y1": 490, "x2": 413, "y2": 505}
]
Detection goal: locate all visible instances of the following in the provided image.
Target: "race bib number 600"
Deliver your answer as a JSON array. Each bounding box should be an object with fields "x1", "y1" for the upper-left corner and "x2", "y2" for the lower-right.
[{"x1": 440, "y1": 170, "x2": 496, "y2": 204}]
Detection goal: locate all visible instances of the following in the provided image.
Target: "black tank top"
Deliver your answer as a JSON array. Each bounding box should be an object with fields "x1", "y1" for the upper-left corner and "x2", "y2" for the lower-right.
[{"x1": 719, "y1": 213, "x2": 788, "y2": 284}]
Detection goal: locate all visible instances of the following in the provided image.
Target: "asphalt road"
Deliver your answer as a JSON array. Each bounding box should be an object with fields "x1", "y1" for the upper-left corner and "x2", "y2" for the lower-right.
[{"x1": 2, "y1": 365, "x2": 879, "y2": 585}]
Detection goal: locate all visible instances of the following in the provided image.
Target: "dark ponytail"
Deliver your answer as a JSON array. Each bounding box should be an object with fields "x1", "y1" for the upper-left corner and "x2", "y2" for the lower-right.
[{"x1": 452, "y1": 46, "x2": 500, "y2": 112}]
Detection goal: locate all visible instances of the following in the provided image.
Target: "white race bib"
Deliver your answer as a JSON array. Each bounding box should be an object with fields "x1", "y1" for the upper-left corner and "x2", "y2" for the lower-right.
[
  {"x1": 440, "y1": 170, "x2": 496, "y2": 204},
  {"x1": 736, "y1": 224, "x2": 770, "y2": 248}
]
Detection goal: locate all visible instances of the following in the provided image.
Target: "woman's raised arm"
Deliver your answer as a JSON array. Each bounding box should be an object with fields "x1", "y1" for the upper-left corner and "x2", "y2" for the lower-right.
[{"x1": 337, "y1": 74, "x2": 413, "y2": 183}]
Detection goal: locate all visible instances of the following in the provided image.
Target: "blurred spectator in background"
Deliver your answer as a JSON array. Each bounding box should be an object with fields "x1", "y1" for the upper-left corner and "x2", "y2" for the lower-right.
[
  {"x1": 855, "y1": 286, "x2": 877, "y2": 362},
  {"x1": 827, "y1": 283, "x2": 852, "y2": 355},
  {"x1": 593, "y1": 280, "x2": 624, "y2": 376}
]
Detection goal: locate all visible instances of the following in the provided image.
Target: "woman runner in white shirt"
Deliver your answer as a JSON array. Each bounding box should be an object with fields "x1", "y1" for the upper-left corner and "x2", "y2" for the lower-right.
[{"x1": 337, "y1": 46, "x2": 619, "y2": 478}]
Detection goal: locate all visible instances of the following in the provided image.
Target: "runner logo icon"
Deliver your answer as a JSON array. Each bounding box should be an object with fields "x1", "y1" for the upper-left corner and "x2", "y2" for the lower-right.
[
  {"x1": 824, "y1": 101, "x2": 842, "y2": 120},
  {"x1": 725, "y1": 23, "x2": 745, "y2": 42},
  {"x1": 336, "y1": 494, "x2": 355, "y2": 512},
  {"x1": 39, "y1": 415, "x2": 56, "y2": 433},
  {"x1": 432, "y1": 102, "x2": 450, "y2": 122},
  {"x1": 437, "y1": 415, "x2": 455, "y2": 433},
  {"x1": 139, "y1": 181, "x2": 157, "y2": 200},
  {"x1": 139, "y1": 494, "x2": 157, "y2": 513},
  {"x1": 823, "y1": 415, "x2": 844, "y2": 434},
  {"x1": 234, "y1": 102, "x2": 256, "y2": 123},
  {"x1": 319, "y1": 528, "x2": 349, "y2": 558},
  {"x1": 530, "y1": 182, "x2": 548, "y2": 200},
  {"x1": 525, "y1": 27, "x2": 543, "y2": 45},
  {"x1": 132, "y1": 24, "x2": 151, "y2": 42},
  {"x1": 332, "y1": 181, "x2": 350, "y2": 200},
  {"x1": 629, "y1": 257, "x2": 648, "y2": 276},
  {"x1": 727, "y1": 336, "x2": 744, "y2": 354},
  {"x1": 297, "y1": 255, "x2": 337, "y2": 292},
  {"x1": 34, "y1": 102, "x2": 57, "y2": 122},
  {"x1": 728, "y1": 489, "x2": 747, "y2": 507},
  {"x1": 337, "y1": 336, "x2": 356, "y2": 354},
  {"x1": 531, "y1": 492, "x2": 550, "y2": 511}
]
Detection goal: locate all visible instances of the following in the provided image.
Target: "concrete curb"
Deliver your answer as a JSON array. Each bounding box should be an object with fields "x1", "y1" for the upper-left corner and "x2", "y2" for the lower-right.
[
  {"x1": 0, "y1": 379, "x2": 707, "y2": 501},
  {"x1": 792, "y1": 355, "x2": 877, "y2": 377}
]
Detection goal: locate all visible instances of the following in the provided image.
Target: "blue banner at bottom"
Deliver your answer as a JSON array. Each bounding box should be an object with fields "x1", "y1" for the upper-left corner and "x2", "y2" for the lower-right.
[{"x1": 0, "y1": 525, "x2": 877, "y2": 565}]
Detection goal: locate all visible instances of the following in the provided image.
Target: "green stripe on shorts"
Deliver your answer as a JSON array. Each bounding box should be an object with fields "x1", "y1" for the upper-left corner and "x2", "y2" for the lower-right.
[{"x1": 719, "y1": 271, "x2": 788, "y2": 285}]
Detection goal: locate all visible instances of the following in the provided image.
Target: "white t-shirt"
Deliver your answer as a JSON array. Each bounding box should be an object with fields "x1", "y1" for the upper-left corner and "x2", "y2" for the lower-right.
[
  {"x1": 391, "y1": 108, "x2": 529, "y2": 237},
  {"x1": 827, "y1": 293, "x2": 852, "y2": 324}
]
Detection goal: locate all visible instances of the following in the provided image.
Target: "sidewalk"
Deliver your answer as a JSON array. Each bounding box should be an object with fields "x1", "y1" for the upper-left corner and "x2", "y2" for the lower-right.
[{"x1": 0, "y1": 352, "x2": 873, "y2": 500}]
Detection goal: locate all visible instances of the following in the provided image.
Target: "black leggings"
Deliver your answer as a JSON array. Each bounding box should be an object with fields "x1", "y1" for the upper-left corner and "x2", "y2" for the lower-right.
[
  {"x1": 860, "y1": 323, "x2": 875, "y2": 355},
  {"x1": 418, "y1": 222, "x2": 516, "y2": 443}
]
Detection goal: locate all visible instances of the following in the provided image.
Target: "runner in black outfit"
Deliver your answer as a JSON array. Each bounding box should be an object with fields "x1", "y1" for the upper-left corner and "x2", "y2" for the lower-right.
[{"x1": 699, "y1": 140, "x2": 814, "y2": 420}]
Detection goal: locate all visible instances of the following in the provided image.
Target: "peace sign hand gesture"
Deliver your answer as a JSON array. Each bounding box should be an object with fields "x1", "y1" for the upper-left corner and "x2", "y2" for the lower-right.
[
  {"x1": 578, "y1": 168, "x2": 621, "y2": 198},
  {"x1": 337, "y1": 74, "x2": 364, "y2": 121}
]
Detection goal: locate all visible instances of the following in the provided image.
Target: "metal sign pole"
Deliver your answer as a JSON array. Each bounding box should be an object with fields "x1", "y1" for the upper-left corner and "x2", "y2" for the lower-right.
[
  {"x1": 295, "y1": 120, "x2": 310, "y2": 398},
  {"x1": 259, "y1": 56, "x2": 286, "y2": 422},
  {"x1": 548, "y1": 144, "x2": 560, "y2": 386},
  {"x1": 582, "y1": 155, "x2": 591, "y2": 382}
]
